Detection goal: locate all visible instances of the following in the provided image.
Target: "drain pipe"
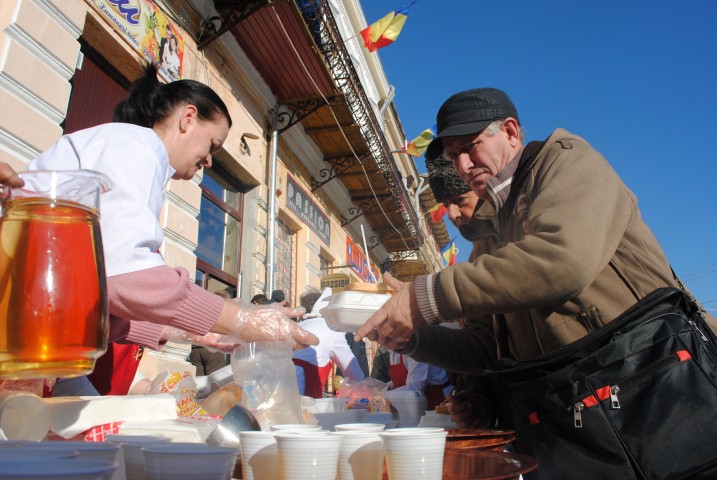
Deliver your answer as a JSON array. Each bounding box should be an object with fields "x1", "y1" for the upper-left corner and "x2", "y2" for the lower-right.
[
  {"x1": 413, "y1": 175, "x2": 430, "y2": 214},
  {"x1": 266, "y1": 106, "x2": 279, "y2": 294},
  {"x1": 377, "y1": 85, "x2": 396, "y2": 130}
]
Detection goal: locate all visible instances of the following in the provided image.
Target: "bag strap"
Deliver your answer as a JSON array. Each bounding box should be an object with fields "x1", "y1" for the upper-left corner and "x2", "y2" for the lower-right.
[{"x1": 670, "y1": 265, "x2": 707, "y2": 320}]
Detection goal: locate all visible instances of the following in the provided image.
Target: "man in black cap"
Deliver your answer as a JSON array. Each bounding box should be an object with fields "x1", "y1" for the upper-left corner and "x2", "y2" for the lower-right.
[{"x1": 355, "y1": 88, "x2": 717, "y2": 473}]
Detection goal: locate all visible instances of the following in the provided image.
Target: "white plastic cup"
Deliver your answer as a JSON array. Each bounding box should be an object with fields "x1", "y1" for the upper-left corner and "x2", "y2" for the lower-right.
[
  {"x1": 330, "y1": 430, "x2": 384, "y2": 480},
  {"x1": 0, "y1": 391, "x2": 50, "y2": 441},
  {"x1": 0, "y1": 458, "x2": 117, "y2": 480},
  {"x1": 37, "y1": 441, "x2": 122, "y2": 480},
  {"x1": 115, "y1": 438, "x2": 172, "y2": 480},
  {"x1": 270, "y1": 424, "x2": 323, "y2": 432},
  {"x1": 141, "y1": 443, "x2": 238, "y2": 480},
  {"x1": 274, "y1": 432, "x2": 343, "y2": 480},
  {"x1": 379, "y1": 429, "x2": 448, "y2": 480},
  {"x1": 239, "y1": 431, "x2": 280, "y2": 480},
  {"x1": 334, "y1": 423, "x2": 386, "y2": 432}
]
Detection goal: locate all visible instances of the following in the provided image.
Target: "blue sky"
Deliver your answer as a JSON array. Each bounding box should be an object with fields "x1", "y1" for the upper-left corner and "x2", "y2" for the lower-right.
[{"x1": 360, "y1": 0, "x2": 717, "y2": 310}]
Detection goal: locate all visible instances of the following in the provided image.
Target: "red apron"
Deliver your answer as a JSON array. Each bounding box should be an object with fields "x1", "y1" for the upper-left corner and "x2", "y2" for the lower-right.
[
  {"x1": 389, "y1": 354, "x2": 449, "y2": 410},
  {"x1": 292, "y1": 358, "x2": 333, "y2": 399},
  {"x1": 87, "y1": 343, "x2": 144, "y2": 395}
]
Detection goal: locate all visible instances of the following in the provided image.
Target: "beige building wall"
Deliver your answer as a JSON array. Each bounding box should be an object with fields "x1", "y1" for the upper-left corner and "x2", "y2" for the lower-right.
[{"x1": 0, "y1": 0, "x2": 435, "y2": 380}]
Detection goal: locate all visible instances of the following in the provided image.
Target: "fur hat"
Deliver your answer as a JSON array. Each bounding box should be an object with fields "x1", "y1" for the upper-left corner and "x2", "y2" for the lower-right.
[{"x1": 425, "y1": 141, "x2": 471, "y2": 203}]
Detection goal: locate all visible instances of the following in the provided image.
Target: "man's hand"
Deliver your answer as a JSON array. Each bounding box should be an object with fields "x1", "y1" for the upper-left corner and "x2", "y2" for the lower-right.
[
  {"x1": 354, "y1": 273, "x2": 428, "y2": 350},
  {"x1": 447, "y1": 389, "x2": 492, "y2": 428}
]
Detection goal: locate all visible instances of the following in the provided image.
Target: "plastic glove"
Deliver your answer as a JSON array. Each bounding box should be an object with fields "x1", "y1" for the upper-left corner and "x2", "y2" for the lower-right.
[
  {"x1": 161, "y1": 328, "x2": 238, "y2": 353},
  {"x1": 226, "y1": 302, "x2": 318, "y2": 349}
]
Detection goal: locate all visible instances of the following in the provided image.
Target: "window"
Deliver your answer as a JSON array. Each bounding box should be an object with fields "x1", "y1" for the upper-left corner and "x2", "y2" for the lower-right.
[
  {"x1": 274, "y1": 218, "x2": 296, "y2": 305},
  {"x1": 320, "y1": 252, "x2": 333, "y2": 275},
  {"x1": 195, "y1": 163, "x2": 244, "y2": 296}
]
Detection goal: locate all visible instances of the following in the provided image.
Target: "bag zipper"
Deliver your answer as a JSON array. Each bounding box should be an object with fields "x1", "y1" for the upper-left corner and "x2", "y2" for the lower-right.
[{"x1": 607, "y1": 353, "x2": 683, "y2": 409}]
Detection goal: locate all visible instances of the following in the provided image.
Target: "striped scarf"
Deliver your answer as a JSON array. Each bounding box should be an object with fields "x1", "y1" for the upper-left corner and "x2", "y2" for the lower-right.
[{"x1": 485, "y1": 140, "x2": 545, "y2": 212}]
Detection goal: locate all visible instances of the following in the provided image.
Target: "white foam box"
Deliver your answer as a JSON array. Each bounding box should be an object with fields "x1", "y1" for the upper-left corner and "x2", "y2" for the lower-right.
[{"x1": 320, "y1": 290, "x2": 391, "y2": 332}]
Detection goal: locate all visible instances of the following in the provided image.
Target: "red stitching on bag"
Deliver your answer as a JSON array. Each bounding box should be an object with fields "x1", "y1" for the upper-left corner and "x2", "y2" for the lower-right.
[
  {"x1": 676, "y1": 350, "x2": 692, "y2": 362},
  {"x1": 528, "y1": 411, "x2": 540, "y2": 425},
  {"x1": 595, "y1": 385, "x2": 611, "y2": 401},
  {"x1": 582, "y1": 394, "x2": 598, "y2": 408}
]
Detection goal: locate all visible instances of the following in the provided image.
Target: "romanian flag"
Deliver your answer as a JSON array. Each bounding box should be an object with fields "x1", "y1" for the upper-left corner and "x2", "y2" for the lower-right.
[
  {"x1": 402, "y1": 125, "x2": 436, "y2": 157},
  {"x1": 441, "y1": 240, "x2": 458, "y2": 267},
  {"x1": 428, "y1": 203, "x2": 448, "y2": 223},
  {"x1": 360, "y1": 2, "x2": 417, "y2": 52}
]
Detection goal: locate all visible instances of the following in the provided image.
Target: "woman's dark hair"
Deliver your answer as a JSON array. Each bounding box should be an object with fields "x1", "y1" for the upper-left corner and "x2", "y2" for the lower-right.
[{"x1": 113, "y1": 64, "x2": 232, "y2": 129}]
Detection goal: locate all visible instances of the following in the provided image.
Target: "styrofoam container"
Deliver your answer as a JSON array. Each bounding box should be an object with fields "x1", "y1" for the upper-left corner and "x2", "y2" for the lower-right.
[
  {"x1": 314, "y1": 410, "x2": 366, "y2": 431},
  {"x1": 320, "y1": 291, "x2": 391, "y2": 332}
]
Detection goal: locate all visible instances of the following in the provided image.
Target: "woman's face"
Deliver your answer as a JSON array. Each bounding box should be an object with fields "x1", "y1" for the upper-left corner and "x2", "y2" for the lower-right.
[{"x1": 166, "y1": 106, "x2": 230, "y2": 180}]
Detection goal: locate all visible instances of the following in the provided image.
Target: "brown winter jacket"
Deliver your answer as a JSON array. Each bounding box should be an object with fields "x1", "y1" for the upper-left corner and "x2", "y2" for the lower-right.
[{"x1": 409, "y1": 129, "x2": 711, "y2": 366}]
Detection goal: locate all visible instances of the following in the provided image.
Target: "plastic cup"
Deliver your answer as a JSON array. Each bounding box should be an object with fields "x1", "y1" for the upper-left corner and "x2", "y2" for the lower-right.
[
  {"x1": 104, "y1": 434, "x2": 170, "y2": 480},
  {"x1": 141, "y1": 443, "x2": 238, "y2": 480},
  {"x1": 270, "y1": 424, "x2": 323, "y2": 432},
  {"x1": 22, "y1": 441, "x2": 122, "y2": 480},
  {"x1": 239, "y1": 431, "x2": 280, "y2": 480},
  {"x1": 115, "y1": 438, "x2": 172, "y2": 480},
  {"x1": 274, "y1": 432, "x2": 343, "y2": 480},
  {"x1": 0, "y1": 391, "x2": 51, "y2": 441},
  {"x1": 379, "y1": 429, "x2": 448, "y2": 480},
  {"x1": 0, "y1": 458, "x2": 118, "y2": 479},
  {"x1": 334, "y1": 423, "x2": 386, "y2": 432},
  {"x1": 330, "y1": 430, "x2": 384, "y2": 480}
]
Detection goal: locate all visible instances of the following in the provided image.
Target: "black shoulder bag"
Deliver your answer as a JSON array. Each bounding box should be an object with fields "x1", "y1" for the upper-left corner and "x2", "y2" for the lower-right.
[{"x1": 485, "y1": 288, "x2": 717, "y2": 480}]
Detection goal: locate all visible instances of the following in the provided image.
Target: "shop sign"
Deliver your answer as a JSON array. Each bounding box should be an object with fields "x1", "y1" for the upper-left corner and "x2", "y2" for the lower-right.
[
  {"x1": 346, "y1": 236, "x2": 380, "y2": 282},
  {"x1": 320, "y1": 273, "x2": 350, "y2": 291},
  {"x1": 286, "y1": 175, "x2": 330, "y2": 245},
  {"x1": 87, "y1": 0, "x2": 184, "y2": 81}
]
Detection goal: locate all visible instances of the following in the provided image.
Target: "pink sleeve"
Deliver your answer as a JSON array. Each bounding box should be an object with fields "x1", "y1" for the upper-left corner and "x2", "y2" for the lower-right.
[{"x1": 107, "y1": 265, "x2": 224, "y2": 350}]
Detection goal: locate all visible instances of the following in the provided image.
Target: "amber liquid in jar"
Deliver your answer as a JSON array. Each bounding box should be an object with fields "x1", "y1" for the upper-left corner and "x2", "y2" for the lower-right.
[{"x1": 0, "y1": 197, "x2": 108, "y2": 378}]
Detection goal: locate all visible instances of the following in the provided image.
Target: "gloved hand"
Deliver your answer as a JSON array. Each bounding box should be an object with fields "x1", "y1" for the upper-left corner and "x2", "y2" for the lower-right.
[
  {"x1": 161, "y1": 328, "x2": 239, "y2": 353},
  {"x1": 225, "y1": 302, "x2": 319, "y2": 349}
]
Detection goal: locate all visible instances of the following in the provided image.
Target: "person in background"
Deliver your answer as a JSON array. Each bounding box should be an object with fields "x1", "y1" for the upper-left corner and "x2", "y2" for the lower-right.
[
  {"x1": 2, "y1": 64, "x2": 317, "y2": 395},
  {"x1": 270, "y1": 289, "x2": 288, "y2": 306},
  {"x1": 339, "y1": 332, "x2": 369, "y2": 377},
  {"x1": 250, "y1": 293, "x2": 270, "y2": 305},
  {"x1": 355, "y1": 87, "x2": 716, "y2": 430},
  {"x1": 292, "y1": 288, "x2": 365, "y2": 398},
  {"x1": 387, "y1": 346, "x2": 453, "y2": 411},
  {"x1": 189, "y1": 292, "x2": 231, "y2": 376},
  {"x1": 369, "y1": 345, "x2": 391, "y2": 384}
]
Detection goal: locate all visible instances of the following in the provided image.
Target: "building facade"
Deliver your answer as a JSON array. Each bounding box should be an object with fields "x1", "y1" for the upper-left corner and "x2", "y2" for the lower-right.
[{"x1": 0, "y1": 0, "x2": 449, "y2": 373}]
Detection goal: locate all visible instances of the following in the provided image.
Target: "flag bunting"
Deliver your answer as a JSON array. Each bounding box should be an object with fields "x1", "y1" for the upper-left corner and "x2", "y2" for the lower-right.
[
  {"x1": 440, "y1": 239, "x2": 458, "y2": 267},
  {"x1": 402, "y1": 125, "x2": 436, "y2": 157},
  {"x1": 428, "y1": 203, "x2": 448, "y2": 223},
  {"x1": 360, "y1": 1, "x2": 417, "y2": 52}
]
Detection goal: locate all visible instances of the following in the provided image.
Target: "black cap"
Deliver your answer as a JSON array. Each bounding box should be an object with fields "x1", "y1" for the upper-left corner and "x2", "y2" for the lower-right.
[
  {"x1": 425, "y1": 143, "x2": 471, "y2": 203},
  {"x1": 270, "y1": 290, "x2": 286, "y2": 303},
  {"x1": 435, "y1": 88, "x2": 519, "y2": 139}
]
